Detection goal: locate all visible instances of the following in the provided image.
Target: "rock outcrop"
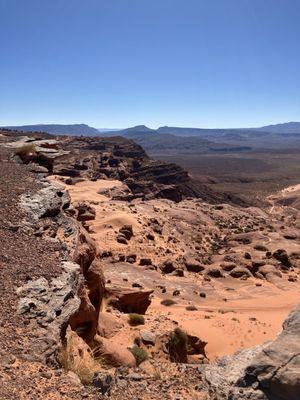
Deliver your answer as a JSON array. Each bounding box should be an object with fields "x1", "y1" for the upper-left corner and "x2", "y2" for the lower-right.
[
  {"x1": 17, "y1": 262, "x2": 82, "y2": 363},
  {"x1": 106, "y1": 286, "x2": 153, "y2": 314},
  {"x1": 18, "y1": 178, "x2": 106, "y2": 360},
  {"x1": 204, "y1": 303, "x2": 300, "y2": 400},
  {"x1": 21, "y1": 179, "x2": 71, "y2": 220}
]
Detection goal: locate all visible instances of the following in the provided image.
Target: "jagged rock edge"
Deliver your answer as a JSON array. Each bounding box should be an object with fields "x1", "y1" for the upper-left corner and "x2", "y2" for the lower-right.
[{"x1": 17, "y1": 178, "x2": 101, "y2": 365}]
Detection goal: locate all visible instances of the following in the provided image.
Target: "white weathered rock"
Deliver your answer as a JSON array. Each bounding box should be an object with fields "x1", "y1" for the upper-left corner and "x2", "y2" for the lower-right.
[{"x1": 140, "y1": 329, "x2": 156, "y2": 346}]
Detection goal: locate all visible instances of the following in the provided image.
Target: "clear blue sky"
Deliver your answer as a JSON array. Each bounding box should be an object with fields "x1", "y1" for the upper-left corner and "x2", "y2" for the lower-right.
[{"x1": 1, "y1": 0, "x2": 299, "y2": 128}]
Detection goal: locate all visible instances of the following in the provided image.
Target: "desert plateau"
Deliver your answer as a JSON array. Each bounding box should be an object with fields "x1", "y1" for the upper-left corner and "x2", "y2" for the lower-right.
[{"x1": 0, "y1": 128, "x2": 299, "y2": 399}]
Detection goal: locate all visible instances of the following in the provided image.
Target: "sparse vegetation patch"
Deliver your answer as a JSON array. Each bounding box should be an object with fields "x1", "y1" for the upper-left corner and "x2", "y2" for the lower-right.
[
  {"x1": 15, "y1": 143, "x2": 36, "y2": 160},
  {"x1": 128, "y1": 313, "x2": 145, "y2": 326},
  {"x1": 161, "y1": 299, "x2": 177, "y2": 306},
  {"x1": 168, "y1": 327, "x2": 188, "y2": 362},
  {"x1": 129, "y1": 346, "x2": 148, "y2": 365},
  {"x1": 57, "y1": 344, "x2": 102, "y2": 385}
]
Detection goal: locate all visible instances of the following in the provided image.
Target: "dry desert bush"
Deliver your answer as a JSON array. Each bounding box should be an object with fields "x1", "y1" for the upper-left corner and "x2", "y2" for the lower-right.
[
  {"x1": 160, "y1": 299, "x2": 177, "y2": 306},
  {"x1": 128, "y1": 313, "x2": 145, "y2": 326},
  {"x1": 58, "y1": 341, "x2": 104, "y2": 384},
  {"x1": 15, "y1": 143, "x2": 36, "y2": 159}
]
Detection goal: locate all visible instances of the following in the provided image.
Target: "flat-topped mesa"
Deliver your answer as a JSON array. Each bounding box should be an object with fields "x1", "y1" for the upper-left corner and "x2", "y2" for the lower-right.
[{"x1": 2, "y1": 129, "x2": 249, "y2": 204}]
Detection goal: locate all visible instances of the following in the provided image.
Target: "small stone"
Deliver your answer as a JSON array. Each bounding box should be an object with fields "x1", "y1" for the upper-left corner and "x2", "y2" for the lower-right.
[
  {"x1": 119, "y1": 225, "x2": 133, "y2": 240},
  {"x1": 146, "y1": 233, "x2": 155, "y2": 241},
  {"x1": 160, "y1": 260, "x2": 176, "y2": 274},
  {"x1": 230, "y1": 266, "x2": 251, "y2": 278},
  {"x1": 92, "y1": 372, "x2": 113, "y2": 395},
  {"x1": 140, "y1": 329, "x2": 156, "y2": 346},
  {"x1": 117, "y1": 235, "x2": 127, "y2": 244},
  {"x1": 205, "y1": 267, "x2": 224, "y2": 278},
  {"x1": 132, "y1": 282, "x2": 143, "y2": 289},
  {"x1": 252, "y1": 381, "x2": 259, "y2": 390},
  {"x1": 126, "y1": 254, "x2": 137, "y2": 263},
  {"x1": 41, "y1": 371, "x2": 52, "y2": 379},
  {"x1": 173, "y1": 268, "x2": 184, "y2": 277},
  {"x1": 127, "y1": 373, "x2": 142, "y2": 381},
  {"x1": 139, "y1": 258, "x2": 152, "y2": 266}
]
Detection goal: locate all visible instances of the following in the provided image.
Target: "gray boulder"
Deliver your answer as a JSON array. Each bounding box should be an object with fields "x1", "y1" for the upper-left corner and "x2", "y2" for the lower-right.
[
  {"x1": 140, "y1": 329, "x2": 156, "y2": 346},
  {"x1": 21, "y1": 180, "x2": 70, "y2": 220}
]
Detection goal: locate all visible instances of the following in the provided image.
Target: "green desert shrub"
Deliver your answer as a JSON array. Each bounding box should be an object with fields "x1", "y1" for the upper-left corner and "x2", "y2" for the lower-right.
[
  {"x1": 170, "y1": 328, "x2": 188, "y2": 351},
  {"x1": 168, "y1": 328, "x2": 188, "y2": 362},
  {"x1": 129, "y1": 346, "x2": 148, "y2": 366},
  {"x1": 128, "y1": 313, "x2": 145, "y2": 326}
]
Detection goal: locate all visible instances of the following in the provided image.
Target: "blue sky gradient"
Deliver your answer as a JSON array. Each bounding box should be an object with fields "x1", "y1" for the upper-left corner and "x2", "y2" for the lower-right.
[{"x1": 1, "y1": 0, "x2": 299, "y2": 128}]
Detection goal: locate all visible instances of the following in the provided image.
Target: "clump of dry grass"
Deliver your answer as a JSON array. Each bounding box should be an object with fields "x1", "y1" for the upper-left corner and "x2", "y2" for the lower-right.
[
  {"x1": 15, "y1": 143, "x2": 36, "y2": 159},
  {"x1": 169, "y1": 328, "x2": 188, "y2": 351},
  {"x1": 57, "y1": 343, "x2": 103, "y2": 385}
]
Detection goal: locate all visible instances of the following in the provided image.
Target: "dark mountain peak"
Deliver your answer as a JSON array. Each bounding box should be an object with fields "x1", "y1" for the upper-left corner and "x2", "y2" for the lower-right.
[
  {"x1": 126, "y1": 125, "x2": 153, "y2": 132},
  {"x1": 107, "y1": 125, "x2": 157, "y2": 137}
]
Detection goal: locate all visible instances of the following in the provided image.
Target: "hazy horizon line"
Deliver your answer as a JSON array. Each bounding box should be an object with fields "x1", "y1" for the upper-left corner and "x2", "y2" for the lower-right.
[{"x1": 2, "y1": 119, "x2": 300, "y2": 131}]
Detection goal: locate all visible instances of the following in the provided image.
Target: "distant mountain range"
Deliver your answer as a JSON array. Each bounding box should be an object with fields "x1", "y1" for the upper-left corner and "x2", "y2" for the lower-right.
[
  {"x1": 3, "y1": 121, "x2": 300, "y2": 153},
  {"x1": 4, "y1": 121, "x2": 300, "y2": 136},
  {"x1": 100, "y1": 122, "x2": 300, "y2": 152},
  {"x1": 102, "y1": 122, "x2": 300, "y2": 136}
]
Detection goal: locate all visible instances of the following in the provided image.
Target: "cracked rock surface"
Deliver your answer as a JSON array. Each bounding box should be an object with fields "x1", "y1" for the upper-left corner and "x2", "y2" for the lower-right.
[{"x1": 16, "y1": 261, "x2": 82, "y2": 363}]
